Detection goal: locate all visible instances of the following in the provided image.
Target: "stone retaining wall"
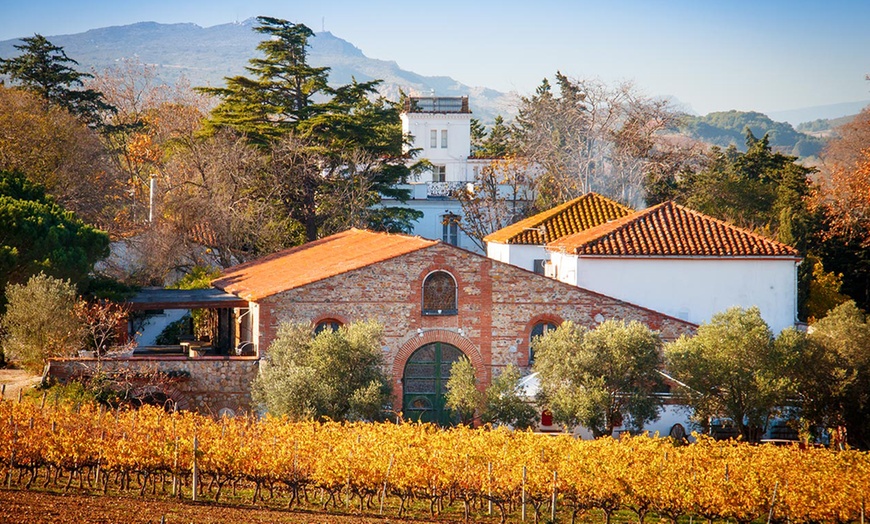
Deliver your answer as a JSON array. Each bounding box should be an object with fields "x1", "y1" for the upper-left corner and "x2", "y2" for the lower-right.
[{"x1": 47, "y1": 356, "x2": 259, "y2": 415}]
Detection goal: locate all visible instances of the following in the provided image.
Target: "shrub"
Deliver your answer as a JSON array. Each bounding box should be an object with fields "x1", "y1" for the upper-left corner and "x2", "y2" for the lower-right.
[{"x1": 1, "y1": 273, "x2": 82, "y2": 372}]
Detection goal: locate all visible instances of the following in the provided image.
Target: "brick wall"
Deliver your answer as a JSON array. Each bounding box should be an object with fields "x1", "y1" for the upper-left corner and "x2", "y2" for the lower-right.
[
  {"x1": 257, "y1": 243, "x2": 694, "y2": 408},
  {"x1": 47, "y1": 356, "x2": 258, "y2": 415}
]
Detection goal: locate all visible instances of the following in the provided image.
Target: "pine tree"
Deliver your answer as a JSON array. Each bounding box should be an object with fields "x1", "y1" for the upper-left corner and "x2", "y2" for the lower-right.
[
  {"x1": 0, "y1": 34, "x2": 115, "y2": 127},
  {"x1": 198, "y1": 17, "x2": 420, "y2": 241}
]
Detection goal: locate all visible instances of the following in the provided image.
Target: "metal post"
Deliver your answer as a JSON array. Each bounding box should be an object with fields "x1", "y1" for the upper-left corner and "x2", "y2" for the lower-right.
[{"x1": 488, "y1": 462, "x2": 492, "y2": 515}]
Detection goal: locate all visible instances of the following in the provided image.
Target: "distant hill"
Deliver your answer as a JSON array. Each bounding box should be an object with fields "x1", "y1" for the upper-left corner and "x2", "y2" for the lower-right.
[
  {"x1": 0, "y1": 20, "x2": 516, "y2": 123},
  {"x1": 796, "y1": 113, "x2": 859, "y2": 137},
  {"x1": 767, "y1": 100, "x2": 870, "y2": 126},
  {"x1": 679, "y1": 110, "x2": 825, "y2": 158}
]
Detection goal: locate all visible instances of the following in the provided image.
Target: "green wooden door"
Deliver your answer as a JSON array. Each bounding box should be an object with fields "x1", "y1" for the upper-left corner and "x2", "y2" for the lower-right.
[{"x1": 402, "y1": 342, "x2": 464, "y2": 426}]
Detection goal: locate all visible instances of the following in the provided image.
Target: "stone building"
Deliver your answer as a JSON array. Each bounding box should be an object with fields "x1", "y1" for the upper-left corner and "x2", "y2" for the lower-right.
[{"x1": 211, "y1": 228, "x2": 694, "y2": 423}]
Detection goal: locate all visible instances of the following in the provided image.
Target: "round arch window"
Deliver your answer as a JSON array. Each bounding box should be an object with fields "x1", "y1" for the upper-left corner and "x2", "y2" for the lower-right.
[
  {"x1": 314, "y1": 319, "x2": 342, "y2": 335},
  {"x1": 422, "y1": 271, "x2": 457, "y2": 315}
]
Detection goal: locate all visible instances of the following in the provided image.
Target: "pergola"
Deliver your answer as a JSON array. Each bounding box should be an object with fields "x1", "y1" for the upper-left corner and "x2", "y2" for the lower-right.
[{"x1": 123, "y1": 288, "x2": 250, "y2": 357}]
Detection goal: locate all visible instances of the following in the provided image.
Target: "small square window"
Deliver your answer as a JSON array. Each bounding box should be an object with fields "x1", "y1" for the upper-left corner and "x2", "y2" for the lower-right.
[{"x1": 432, "y1": 165, "x2": 446, "y2": 182}]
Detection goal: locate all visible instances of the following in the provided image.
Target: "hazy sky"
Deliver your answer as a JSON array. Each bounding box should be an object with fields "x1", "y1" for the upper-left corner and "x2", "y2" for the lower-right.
[{"x1": 1, "y1": 0, "x2": 868, "y2": 115}]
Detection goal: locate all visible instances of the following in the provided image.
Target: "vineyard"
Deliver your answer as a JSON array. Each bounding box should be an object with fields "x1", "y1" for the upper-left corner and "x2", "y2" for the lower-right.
[{"x1": 1, "y1": 400, "x2": 869, "y2": 524}]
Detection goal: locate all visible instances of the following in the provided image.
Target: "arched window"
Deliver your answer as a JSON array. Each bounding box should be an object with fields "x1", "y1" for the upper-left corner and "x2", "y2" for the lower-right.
[
  {"x1": 422, "y1": 271, "x2": 457, "y2": 315},
  {"x1": 528, "y1": 321, "x2": 557, "y2": 366},
  {"x1": 314, "y1": 319, "x2": 342, "y2": 335}
]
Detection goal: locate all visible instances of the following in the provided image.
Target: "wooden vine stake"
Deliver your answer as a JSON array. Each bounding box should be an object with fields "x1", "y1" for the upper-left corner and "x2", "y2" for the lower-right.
[
  {"x1": 379, "y1": 454, "x2": 394, "y2": 515},
  {"x1": 766, "y1": 481, "x2": 778, "y2": 524},
  {"x1": 521, "y1": 465, "x2": 527, "y2": 522},
  {"x1": 192, "y1": 436, "x2": 199, "y2": 502},
  {"x1": 551, "y1": 470, "x2": 558, "y2": 522}
]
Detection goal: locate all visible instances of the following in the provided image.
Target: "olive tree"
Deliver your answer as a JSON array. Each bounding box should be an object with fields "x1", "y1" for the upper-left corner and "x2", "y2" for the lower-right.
[
  {"x1": 481, "y1": 363, "x2": 538, "y2": 430},
  {"x1": 664, "y1": 307, "x2": 797, "y2": 441},
  {"x1": 444, "y1": 357, "x2": 481, "y2": 425},
  {"x1": 251, "y1": 320, "x2": 390, "y2": 421},
  {"x1": 1, "y1": 273, "x2": 82, "y2": 372},
  {"x1": 533, "y1": 319, "x2": 664, "y2": 438}
]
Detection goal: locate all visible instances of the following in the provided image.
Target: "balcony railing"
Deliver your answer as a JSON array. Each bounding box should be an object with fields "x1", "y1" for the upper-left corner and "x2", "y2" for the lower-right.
[{"x1": 427, "y1": 181, "x2": 467, "y2": 198}]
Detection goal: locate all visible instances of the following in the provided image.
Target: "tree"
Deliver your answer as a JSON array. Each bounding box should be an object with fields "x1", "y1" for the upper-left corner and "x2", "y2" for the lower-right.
[
  {"x1": 515, "y1": 74, "x2": 685, "y2": 208},
  {"x1": 0, "y1": 170, "x2": 109, "y2": 301},
  {"x1": 1, "y1": 273, "x2": 82, "y2": 372},
  {"x1": 472, "y1": 115, "x2": 514, "y2": 158},
  {"x1": 251, "y1": 320, "x2": 390, "y2": 421},
  {"x1": 812, "y1": 148, "x2": 870, "y2": 246},
  {"x1": 672, "y1": 131, "x2": 814, "y2": 248},
  {"x1": 664, "y1": 307, "x2": 798, "y2": 441},
  {"x1": 451, "y1": 155, "x2": 536, "y2": 251},
  {"x1": 533, "y1": 319, "x2": 664, "y2": 438},
  {"x1": 800, "y1": 301, "x2": 870, "y2": 448},
  {"x1": 444, "y1": 357, "x2": 481, "y2": 425},
  {"x1": 74, "y1": 298, "x2": 131, "y2": 357},
  {"x1": 481, "y1": 363, "x2": 538, "y2": 430},
  {"x1": 198, "y1": 17, "x2": 419, "y2": 241},
  {"x1": 0, "y1": 85, "x2": 124, "y2": 228},
  {"x1": 0, "y1": 34, "x2": 114, "y2": 127}
]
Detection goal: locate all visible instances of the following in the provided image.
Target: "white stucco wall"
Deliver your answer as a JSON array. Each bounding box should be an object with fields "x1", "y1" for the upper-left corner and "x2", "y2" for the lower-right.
[
  {"x1": 401, "y1": 112, "x2": 473, "y2": 182},
  {"x1": 549, "y1": 253, "x2": 799, "y2": 332},
  {"x1": 380, "y1": 197, "x2": 480, "y2": 253},
  {"x1": 486, "y1": 243, "x2": 548, "y2": 273}
]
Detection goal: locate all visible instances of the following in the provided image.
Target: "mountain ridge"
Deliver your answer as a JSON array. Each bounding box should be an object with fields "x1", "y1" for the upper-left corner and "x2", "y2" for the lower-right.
[
  {"x1": 0, "y1": 20, "x2": 516, "y2": 122},
  {"x1": 0, "y1": 20, "x2": 863, "y2": 126}
]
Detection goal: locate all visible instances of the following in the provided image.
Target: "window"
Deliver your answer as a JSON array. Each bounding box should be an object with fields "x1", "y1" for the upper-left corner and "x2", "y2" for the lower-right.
[
  {"x1": 441, "y1": 129, "x2": 448, "y2": 148},
  {"x1": 422, "y1": 271, "x2": 457, "y2": 315},
  {"x1": 442, "y1": 215, "x2": 459, "y2": 246},
  {"x1": 529, "y1": 321, "x2": 557, "y2": 366},
  {"x1": 432, "y1": 165, "x2": 446, "y2": 182},
  {"x1": 314, "y1": 319, "x2": 342, "y2": 335},
  {"x1": 533, "y1": 259, "x2": 546, "y2": 275},
  {"x1": 430, "y1": 129, "x2": 438, "y2": 148}
]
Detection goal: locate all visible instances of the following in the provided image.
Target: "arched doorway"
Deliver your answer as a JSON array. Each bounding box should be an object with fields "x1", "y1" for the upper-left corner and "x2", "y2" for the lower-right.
[{"x1": 402, "y1": 342, "x2": 465, "y2": 425}]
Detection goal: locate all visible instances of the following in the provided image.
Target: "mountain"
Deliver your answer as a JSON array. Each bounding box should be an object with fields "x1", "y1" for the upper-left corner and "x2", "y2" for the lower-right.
[
  {"x1": 767, "y1": 100, "x2": 870, "y2": 126},
  {"x1": 0, "y1": 20, "x2": 516, "y2": 123},
  {"x1": 679, "y1": 110, "x2": 825, "y2": 158}
]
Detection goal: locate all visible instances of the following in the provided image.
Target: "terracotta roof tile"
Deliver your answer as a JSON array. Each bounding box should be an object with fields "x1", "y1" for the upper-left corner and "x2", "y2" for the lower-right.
[
  {"x1": 483, "y1": 193, "x2": 633, "y2": 245},
  {"x1": 547, "y1": 201, "x2": 800, "y2": 258},
  {"x1": 211, "y1": 229, "x2": 437, "y2": 301}
]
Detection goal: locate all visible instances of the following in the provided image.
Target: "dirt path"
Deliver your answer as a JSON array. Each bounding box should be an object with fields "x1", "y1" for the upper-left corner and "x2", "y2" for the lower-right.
[
  {"x1": 0, "y1": 489, "x2": 443, "y2": 524},
  {"x1": 0, "y1": 369, "x2": 42, "y2": 401}
]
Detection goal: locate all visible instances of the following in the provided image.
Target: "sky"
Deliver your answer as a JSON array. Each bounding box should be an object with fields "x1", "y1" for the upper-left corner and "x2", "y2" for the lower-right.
[{"x1": 1, "y1": 0, "x2": 868, "y2": 115}]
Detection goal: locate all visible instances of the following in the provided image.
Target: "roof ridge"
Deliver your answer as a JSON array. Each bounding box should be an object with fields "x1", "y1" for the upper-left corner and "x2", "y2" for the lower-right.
[
  {"x1": 547, "y1": 201, "x2": 799, "y2": 257},
  {"x1": 483, "y1": 192, "x2": 633, "y2": 245},
  {"x1": 663, "y1": 201, "x2": 797, "y2": 253},
  {"x1": 212, "y1": 229, "x2": 438, "y2": 300}
]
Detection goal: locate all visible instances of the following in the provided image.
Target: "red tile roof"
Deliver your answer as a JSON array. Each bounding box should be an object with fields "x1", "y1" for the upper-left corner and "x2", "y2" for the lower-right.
[
  {"x1": 211, "y1": 229, "x2": 437, "y2": 301},
  {"x1": 547, "y1": 201, "x2": 800, "y2": 257},
  {"x1": 483, "y1": 193, "x2": 633, "y2": 245}
]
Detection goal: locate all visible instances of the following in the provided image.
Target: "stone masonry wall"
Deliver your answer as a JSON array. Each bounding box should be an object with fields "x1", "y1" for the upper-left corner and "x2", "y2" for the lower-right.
[
  {"x1": 257, "y1": 243, "x2": 695, "y2": 408},
  {"x1": 47, "y1": 356, "x2": 258, "y2": 415}
]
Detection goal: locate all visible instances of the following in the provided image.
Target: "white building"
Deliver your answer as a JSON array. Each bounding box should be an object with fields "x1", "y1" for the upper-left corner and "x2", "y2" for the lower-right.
[
  {"x1": 545, "y1": 201, "x2": 802, "y2": 333},
  {"x1": 383, "y1": 96, "x2": 494, "y2": 253},
  {"x1": 484, "y1": 193, "x2": 633, "y2": 274}
]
